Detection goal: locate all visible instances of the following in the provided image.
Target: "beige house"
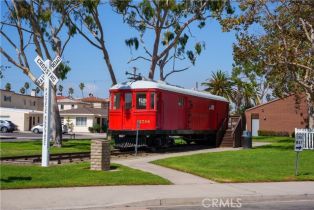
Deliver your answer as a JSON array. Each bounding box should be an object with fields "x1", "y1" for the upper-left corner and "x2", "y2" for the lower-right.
[
  {"x1": 57, "y1": 95, "x2": 109, "y2": 133},
  {"x1": 0, "y1": 89, "x2": 43, "y2": 131},
  {"x1": 57, "y1": 98, "x2": 91, "y2": 111},
  {"x1": 60, "y1": 107, "x2": 107, "y2": 133}
]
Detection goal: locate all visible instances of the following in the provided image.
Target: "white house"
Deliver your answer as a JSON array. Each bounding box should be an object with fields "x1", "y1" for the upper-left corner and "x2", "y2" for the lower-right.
[
  {"x1": 0, "y1": 89, "x2": 43, "y2": 131},
  {"x1": 60, "y1": 107, "x2": 108, "y2": 133}
]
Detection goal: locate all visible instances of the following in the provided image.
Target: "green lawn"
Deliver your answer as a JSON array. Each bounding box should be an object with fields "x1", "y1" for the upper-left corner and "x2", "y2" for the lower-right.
[
  {"x1": 0, "y1": 140, "x2": 91, "y2": 157},
  {"x1": 152, "y1": 136, "x2": 314, "y2": 183},
  {"x1": 0, "y1": 162, "x2": 170, "y2": 189}
]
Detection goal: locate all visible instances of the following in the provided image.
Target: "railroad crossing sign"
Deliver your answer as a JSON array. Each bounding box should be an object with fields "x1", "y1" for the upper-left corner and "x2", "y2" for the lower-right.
[
  {"x1": 34, "y1": 55, "x2": 62, "y2": 167},
  {"x1": 35, "y1": 56, "x2": 61, "y2": 86}
]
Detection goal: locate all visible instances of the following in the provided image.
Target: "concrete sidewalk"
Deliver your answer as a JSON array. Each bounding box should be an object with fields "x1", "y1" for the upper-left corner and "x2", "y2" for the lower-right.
[{"x1": 2, "y1": 182, "x2": 314, "y2": 210}]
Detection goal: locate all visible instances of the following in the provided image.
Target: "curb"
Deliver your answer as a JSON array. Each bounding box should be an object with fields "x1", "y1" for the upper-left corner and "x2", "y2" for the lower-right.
[
  {"x1": 0, "y1": 136, "x2": 16, "y2": 139},
  {"x1": 112, "y1": 194, "x2": 314, "y2": 208}
]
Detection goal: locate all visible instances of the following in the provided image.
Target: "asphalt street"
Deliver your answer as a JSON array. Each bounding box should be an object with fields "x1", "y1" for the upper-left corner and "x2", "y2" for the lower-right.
[
  {"x1": 0, "y1": 131, "x2": 107, "y2": 141},
  {"x1": 150, "y1": 199, "x2": 314, "y2": 210}
]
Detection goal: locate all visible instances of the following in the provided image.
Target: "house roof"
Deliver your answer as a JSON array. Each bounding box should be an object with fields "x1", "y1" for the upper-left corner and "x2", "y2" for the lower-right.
[
  {"x1": 59, "y1": 107, "x2": 107, "y2": 116},
  {"x1": 56, "y1": 95, "x2": 68, "y2": 100},
  {"x1": 58, "y1": 98, "x2": 90, "y2": 104},
  {"x1": 245, "y1": 94, "x2": 305, "y2": 112},
  {"x1": 0, "y1": 89, "x2": 42, "y2": 98},
  {"x1": 80, "y1": 96, "x2": 108, "y2": 103}
]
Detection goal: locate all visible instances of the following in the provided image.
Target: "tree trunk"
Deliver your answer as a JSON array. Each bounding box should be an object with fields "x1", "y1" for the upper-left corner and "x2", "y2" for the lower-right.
[
  {"x1": 101, "y1": 43, "x2": 117, "y2": 85},
  {"x1": 51, "y1": 87, "x2": 62, "y2": 147},
  {"x1": 306, "y1": 92, "x2": 314, "y2": 128}
]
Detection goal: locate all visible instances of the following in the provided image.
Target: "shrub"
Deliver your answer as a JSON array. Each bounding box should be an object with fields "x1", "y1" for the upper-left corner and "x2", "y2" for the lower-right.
[
  {"x1": 88, "y1": 124, "x2": 101, "y2": 133},
  {"x1": 258, "y1": 130, "x2": 290, "y2": 137}
]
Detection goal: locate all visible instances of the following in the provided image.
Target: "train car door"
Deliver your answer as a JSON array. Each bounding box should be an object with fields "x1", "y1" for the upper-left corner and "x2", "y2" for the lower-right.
[
  {"x1": 122, "y1": 92, "x2": 133, "y2": 129},
  {"x1": 178, "y1": 96, "x2": 186, "y2": 129}
]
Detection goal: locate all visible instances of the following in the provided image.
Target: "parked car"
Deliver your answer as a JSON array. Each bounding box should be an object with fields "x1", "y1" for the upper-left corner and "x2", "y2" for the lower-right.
[
  {"x1": 0, "y1": 120, "x2": 17, "y2": 133},
  {"x1": 31, "y1": 124, "x2": 68, "y2": 134}
]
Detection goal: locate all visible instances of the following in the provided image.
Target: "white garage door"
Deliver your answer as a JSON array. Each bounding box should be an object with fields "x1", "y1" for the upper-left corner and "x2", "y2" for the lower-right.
[{"x1": 252, "y1": 119, "x2": 260, "y2": 137}]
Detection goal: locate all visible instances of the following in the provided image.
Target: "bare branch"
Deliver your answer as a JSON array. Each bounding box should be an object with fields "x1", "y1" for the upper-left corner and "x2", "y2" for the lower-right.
[
  {"x1": 128, "y1": 56, "x2": 151, "y2": 63},
  {"x1": 164, "y1": 66, "x2": 190, "y2": 80},
  {"x1": 68, "y1": 17, "x2": 102, "y2": 49},
  {"x1": 0, "y1": 21, "x2": 34, "y2": 34}
]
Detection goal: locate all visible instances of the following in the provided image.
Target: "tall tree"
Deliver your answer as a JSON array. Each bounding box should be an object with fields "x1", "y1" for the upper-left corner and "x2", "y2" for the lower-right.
[
  {"x1": 0, "y1": 0, "x2": 77, "y2": 146},
  {"x1": 67, "y1": 0, "x2": 117, "y2": 85},
  {"x1": 113, "y1": 0, "x2": 234, "y2": 81},
  {"x1": 68, "y1": 87, "x2": 74, "y2": 98},
  {"x1": 5, "y1": 82, "x2": 11, "y2": 91},
  {"x1": 58, "y1": 84, "x2": 63, "y2": 96},
  {"x1": 79, "y1": 82, "x2": 85, "y2": 97},
  {"x1": 24, "y1": 82, "x2": 30, "y2": 94},
  {"x1": 221, "y1": 0, "x2": 314, "y2": 127},
  {"x1": 19, "y1": 87, "x2": 25, "y2": 94}
]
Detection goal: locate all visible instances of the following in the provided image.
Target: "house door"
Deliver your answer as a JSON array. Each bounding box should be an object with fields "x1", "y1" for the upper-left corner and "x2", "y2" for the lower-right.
[
  {"x1": 123, "y1": 92, "x2": 133, "y2": 129},
  {"x1": 252, "y1": 118, "x2": 260, "y2": 136},
  {"x1": 29, "y1": 116, "x2": 32, "y2": 130}
]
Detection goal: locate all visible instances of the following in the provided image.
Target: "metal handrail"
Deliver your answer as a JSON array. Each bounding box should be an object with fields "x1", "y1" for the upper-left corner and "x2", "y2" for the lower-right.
[{"x1": 231, "y1": 116, "x2": 242, "y2": 147}]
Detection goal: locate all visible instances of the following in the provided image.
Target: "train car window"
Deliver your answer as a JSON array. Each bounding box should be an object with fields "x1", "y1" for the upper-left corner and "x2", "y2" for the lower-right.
[
  {"x1": 150, "y1": 93, "x2": 155, "y2": 109},
  {"x1": 136, "y1": 93, "x2": 147, "y2": 109},
  {"x1": 178, "y1": 97, "x2": 184, "y2": 107},
  {"x1": 125, "y1": 93, "x2": 132, "y2": 110},
  {"x1": 113, "y1": 93, "x2": 120, "y2": 110}
]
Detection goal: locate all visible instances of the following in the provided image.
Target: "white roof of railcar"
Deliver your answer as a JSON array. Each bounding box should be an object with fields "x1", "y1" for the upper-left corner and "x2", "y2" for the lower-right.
[{"x1": 110, "y1": 80, "x2": 229, "y2": 102}]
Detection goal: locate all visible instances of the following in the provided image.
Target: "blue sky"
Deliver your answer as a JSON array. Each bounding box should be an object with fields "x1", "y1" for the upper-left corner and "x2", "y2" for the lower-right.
[{"x1": 0, "y1": 2, "x2": 236, "y2": 98}]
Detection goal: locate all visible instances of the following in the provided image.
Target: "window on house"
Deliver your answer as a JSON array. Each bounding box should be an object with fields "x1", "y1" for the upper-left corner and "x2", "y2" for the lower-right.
[
  {"x1": 76, "y1": 117, "x2": 87, "y2": 126},
  {"x1": 33, "y1": 101, "x2": 36, "y2": 106},
  {"x1": 60, "y1": 104, "x2": 64, "y2": 110},
  {"x1": 136, "y1": 93, "x2": 147, "y2": 109},
  {"x1": 61, "y1": 117, "x2": 64, "y2": 125},
  {"x1": 125, "y1": 93, "x2": 132, "y2": 110},
  {"x1": 24, "y1": 99, "x2": 26, "y2": 105},
  {"x1": 71, "y1": 104, "x2": 74, "y2": 109},
  {"x1": 113, "y1": 93, "x2": 120, "y2": 110},
  {"x1": 38, "y1": 116, "x2": 40, "y2": 123},
  {"x1": 4, "y1": 96, "x2": 11, "y2": 102},
  {"x1": 150, "y1": 93, "x2": 155, "y2": 109}
]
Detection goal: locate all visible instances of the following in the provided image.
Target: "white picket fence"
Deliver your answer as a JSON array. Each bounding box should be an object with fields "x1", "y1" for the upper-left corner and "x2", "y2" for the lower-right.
[{"x1": 295, "y1": 128, "x2": 314, "y2": 150}]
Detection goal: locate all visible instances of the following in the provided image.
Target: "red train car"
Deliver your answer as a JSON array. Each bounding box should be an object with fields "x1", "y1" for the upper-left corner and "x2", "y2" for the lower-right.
[{"x1": 109, "y1": 80, "x2": 229, "y2": 148}]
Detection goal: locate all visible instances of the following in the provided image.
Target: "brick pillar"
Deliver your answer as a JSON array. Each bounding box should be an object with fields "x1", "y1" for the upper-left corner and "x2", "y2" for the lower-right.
[{"x1": 90, "y1": 139, "x2": 110, "y2": 171}]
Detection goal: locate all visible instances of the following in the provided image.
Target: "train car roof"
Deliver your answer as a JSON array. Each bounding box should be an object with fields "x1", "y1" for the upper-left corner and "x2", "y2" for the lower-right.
[{"x1": 110, "y1": 80, "x2": 229, "y2": 102}]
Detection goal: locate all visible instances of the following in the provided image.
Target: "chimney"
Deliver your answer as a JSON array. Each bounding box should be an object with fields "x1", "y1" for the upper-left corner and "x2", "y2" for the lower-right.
[{"x1": 31, "y1": 89, "x2": 36, "y2": 97}]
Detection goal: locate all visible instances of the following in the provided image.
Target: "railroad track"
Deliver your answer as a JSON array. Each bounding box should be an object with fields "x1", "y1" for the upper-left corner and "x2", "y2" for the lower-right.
[{"x1": 0, "y1": 144, "x2": 210, "y2": 164}]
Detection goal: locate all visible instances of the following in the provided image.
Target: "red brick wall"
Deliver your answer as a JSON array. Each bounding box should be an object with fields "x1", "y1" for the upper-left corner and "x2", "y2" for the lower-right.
[{"x1": 245, "y1": 95, "x2": 308, "y2": 135}]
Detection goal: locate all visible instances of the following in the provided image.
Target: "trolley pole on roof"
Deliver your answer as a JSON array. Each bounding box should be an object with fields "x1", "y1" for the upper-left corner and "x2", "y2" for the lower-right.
[{"x1": 135, "y1": 120, "x2": 140, "y2": 155}]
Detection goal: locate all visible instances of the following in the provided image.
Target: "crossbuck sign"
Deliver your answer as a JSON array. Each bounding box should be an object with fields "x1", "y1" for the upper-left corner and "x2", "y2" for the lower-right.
[{"x1": 34, "y1": 55, "x2": 62, "y2": 167}]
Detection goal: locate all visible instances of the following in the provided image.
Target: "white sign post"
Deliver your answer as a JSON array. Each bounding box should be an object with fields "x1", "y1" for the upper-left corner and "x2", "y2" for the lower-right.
[
  {"x1": 294, "y1": 128, "x2": 304, "y2": 176},
  {"x1": 34, "y1": 56, "x2": 62, "y2": 167}
]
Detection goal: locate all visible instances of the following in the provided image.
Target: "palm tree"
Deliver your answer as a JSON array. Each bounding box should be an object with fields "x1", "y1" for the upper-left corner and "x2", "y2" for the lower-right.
[
  {"x1": 19, "y1": 87, "x2": 25, "y2": 94},
  {"x1": 232, "y1": 78, "x2": 259, "y2": 114},
  {"x1": 68, "y1": 87, "x2": 74, "y2": 98},
  {"x1": 79, "y1": 82, "x2": 85, "y2": 98},
  {"x1": 35, "y1": 86, "x2": 41, "y2": 95},
  {"x1": 24, "y1": 82, "x2": 30, "y2": 94},
  {"x1": 202, "y1": 70, "x2": 234, "y2": 101},
  {"x1": 58, "y1": 84, "x2": 63, "y2": 96},
  {"x1": 5, "y1": 83, "x2": 11, "y2": 91}
]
